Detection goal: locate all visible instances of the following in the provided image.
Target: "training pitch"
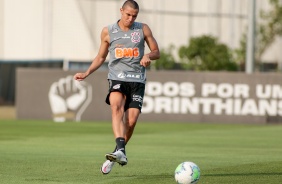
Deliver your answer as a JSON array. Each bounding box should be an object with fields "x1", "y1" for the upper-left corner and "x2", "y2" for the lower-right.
[{"x1": 0, "y1": 120, "x2": 281, "y2": 184}]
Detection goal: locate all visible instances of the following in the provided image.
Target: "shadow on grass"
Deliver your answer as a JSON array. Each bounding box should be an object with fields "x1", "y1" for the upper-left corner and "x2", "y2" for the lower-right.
[
  {"x1": 100, "y1": 174, "x2": 174, "y2": 184},
  {"x1": 114, "y1": 174, "x2": 173, "y2": 179},
  {"x1": 203, "y1": 172, "x2": 282, "y2": 177}
]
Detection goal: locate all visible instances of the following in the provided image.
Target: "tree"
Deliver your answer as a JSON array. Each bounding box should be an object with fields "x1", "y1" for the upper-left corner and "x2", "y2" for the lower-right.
[
  {"x1": 178, "y1": 35, "x2": 238, "y2": 71},
  {"x1": 153, "y1": 45, "x2": 177, "y2": 70},
  {"x1": 235, "y1": 0, "x2": 282, "y2": 69},
  {"x1": 257, "y1": 0, "x2": 282, "y2": 60}
]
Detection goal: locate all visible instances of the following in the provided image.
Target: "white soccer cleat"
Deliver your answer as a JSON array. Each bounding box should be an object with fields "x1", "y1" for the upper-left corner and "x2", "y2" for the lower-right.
[
  {"x1": 105, "y1": 150, "x2": 128, "y2": 166},
  {"x1": 100, "y1": 160, "x2": 115, "y2": 174}
]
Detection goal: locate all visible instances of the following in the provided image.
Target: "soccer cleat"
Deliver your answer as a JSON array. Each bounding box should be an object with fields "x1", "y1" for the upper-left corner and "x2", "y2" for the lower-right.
[
  {"x1": 105, "y1": 150, "x2": 128, "y2": 166},
  {"x1": 100, "y1": 160, "x2": 115, "y2": 174}
]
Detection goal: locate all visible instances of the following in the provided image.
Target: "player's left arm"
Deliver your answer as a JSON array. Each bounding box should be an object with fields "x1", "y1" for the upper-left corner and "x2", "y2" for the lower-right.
[{"x1": 140, "y1": 24, "x2": 160, "y2": 67}]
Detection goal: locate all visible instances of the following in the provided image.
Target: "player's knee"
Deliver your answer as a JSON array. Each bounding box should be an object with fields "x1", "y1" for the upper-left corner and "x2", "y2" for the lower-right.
[{"x1": 110, "y1": 104, "x2": 124, "y2": 114}]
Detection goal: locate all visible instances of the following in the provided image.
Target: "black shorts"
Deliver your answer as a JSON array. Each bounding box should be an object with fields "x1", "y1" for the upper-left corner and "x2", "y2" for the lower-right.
[{"x1": 106, "y1": 80, "x2": 145, "y2": 112}]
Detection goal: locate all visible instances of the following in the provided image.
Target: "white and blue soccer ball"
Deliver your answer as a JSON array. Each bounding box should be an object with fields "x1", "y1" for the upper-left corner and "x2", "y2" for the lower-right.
[{"x1": 174, "y1": 161, "x2": 200, "y2": 184}]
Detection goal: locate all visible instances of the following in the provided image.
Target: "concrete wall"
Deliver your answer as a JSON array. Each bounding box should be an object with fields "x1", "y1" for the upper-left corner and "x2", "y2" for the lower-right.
[
  {"x1": 0, "y1": 0, "x2": 3, "y2": 57},
  {"x1": 0, "y1": 0, "x2": 281, "y2": 64},
  {"x1": 3, "y1": 0, "x2": 44, "y2": 59},
  {"x1": 17, "y1": 68, "x2": 282, "y2": 124}
]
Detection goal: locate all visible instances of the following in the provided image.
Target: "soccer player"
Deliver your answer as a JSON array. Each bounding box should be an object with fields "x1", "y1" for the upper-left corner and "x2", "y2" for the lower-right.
[{"x1": 73, "y1": 0, "x2": 160, "y2": 174}]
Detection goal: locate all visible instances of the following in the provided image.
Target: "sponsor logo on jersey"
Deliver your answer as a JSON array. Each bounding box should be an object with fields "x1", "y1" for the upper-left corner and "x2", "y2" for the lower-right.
[
  {"x1": 115, "y1": 44, "x2": 124, "y2": 48},
  {"x1": 122, "y1": 34, "x2": 130, "y2": 39},
  {"x1": 112, "y1": 28, "x2": 119, "y2": 33},
  {"x1": 113, "y1": 37, "x2": 121, "y2": 41},
  {"x1": 117, "y1": 72, "x2": 142, "y2": 79},
  {"x1": 115, "y1": 47, "x2": 139, "y2": 58},
  {"x1": 131, "y1": 32, "x2": 141, "y2": 43},
  {"x1": 117, "y1": 73, "x2": 126, "y2": 79},
  {"x1": 113, "y1": 34, "x2": 130, "y2": 41}
]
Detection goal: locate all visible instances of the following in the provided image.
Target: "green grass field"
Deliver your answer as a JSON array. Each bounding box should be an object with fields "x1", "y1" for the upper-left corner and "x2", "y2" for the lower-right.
[{"x1": 0, "y1": 120, "x2": 282, "y2": 184}]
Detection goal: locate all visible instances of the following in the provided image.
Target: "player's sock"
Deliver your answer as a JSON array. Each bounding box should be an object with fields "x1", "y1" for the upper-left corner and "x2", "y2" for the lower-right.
[
  {"x1": 113, "y1": 146, "x2": 118, "y2": 153},
  {"x1": 115, "y1": 137, "x2": 126, "y2": 155},
  {"x1": 113, "y1": 142, "x2": 127, "y2": 153}
]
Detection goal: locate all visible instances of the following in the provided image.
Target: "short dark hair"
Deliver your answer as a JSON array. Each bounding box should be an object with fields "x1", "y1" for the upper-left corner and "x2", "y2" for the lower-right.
[{"x1": 122, "y1": 0, "x2": 139, "y2": 10}]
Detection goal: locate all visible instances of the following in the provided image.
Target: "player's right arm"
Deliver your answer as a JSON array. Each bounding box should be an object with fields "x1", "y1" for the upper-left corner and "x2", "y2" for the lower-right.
[{"x1": 74, "y1": 27, "x2": 110, "y2": 81}]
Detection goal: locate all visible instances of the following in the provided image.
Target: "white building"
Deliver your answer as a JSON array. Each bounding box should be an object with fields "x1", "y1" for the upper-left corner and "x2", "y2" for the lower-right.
[{"x1": 0, "y1": 0, "x2": 281, "y2": 66}]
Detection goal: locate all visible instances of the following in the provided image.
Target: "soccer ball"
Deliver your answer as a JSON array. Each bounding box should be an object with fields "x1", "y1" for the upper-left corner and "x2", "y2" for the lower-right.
[{"x1": 174, "y1": 161, "x2": 200, "y2": 184}]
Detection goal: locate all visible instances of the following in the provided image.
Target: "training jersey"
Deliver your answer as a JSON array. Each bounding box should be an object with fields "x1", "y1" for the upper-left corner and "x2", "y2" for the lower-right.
[{"x1": 107, "y1": 21, "x2": 146, "y2": 84}]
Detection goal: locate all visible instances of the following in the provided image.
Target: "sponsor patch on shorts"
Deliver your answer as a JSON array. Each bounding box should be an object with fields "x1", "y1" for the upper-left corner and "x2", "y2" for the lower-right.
[{"x1": 113, "y1": 84, "x2": 121, "y2": 89}]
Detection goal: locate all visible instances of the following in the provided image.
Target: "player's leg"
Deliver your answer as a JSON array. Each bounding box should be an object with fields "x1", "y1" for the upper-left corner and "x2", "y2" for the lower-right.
[
  {"x1": 108, "y1": 109, "x2": 139, "y2": 155},
  {"x1": 109, "y1": 108, "x2": 139, "y2": 151},
  {"x1": 123, "y1": 82, "x2": 144, "y2": 144},
  {"x1": 109, "y1": 91, "x2": 126, "y2": 140},
  {"x1": 101, "y1": 82, "x2": 143, "y2": 173},
  {"x1": 124, "y1": 108, "x2": 140, "y2": 142},
  {"x1": 112, "y1": 108, "x2": 139, "y2": 154},
  {"x1": 101, "y1": 81, "x2": 128, "y2": 174},
  {"x1": 101, "y1": 109, "x2": 139, "y2": 174},
  {"x1": 105, "y1": 91, "x2": 128, "y2": 165},
  {"x1": 104, "y1": 108, "x2": 139, "y2": 167}
]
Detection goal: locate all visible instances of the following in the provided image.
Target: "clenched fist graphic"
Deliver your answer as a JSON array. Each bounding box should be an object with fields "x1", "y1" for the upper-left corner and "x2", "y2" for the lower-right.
[{"x1": 48, "y1": 76, "x2": 92, "y2": 122}]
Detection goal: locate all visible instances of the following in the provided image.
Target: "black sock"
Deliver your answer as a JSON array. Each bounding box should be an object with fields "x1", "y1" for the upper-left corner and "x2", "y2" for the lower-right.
[
  {"x1": 113, "y1": 146, "x2": 118, "y2": 153},
  {"x1": 115, "y1": 137, "x2": 126, "y2": 155},
  {"x1": 113, "y1": 143, "x2": 127, "y2": 152}
]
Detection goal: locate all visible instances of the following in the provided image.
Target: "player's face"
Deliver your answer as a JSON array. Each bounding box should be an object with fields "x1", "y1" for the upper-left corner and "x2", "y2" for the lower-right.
[{"x1": 120, "y1": 6, "x2": 139, "y2": 27}]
